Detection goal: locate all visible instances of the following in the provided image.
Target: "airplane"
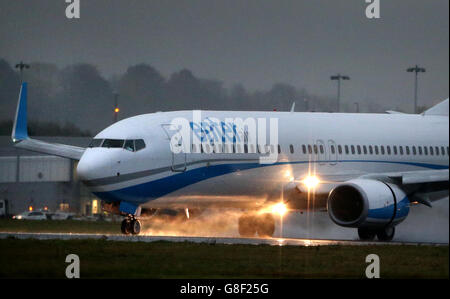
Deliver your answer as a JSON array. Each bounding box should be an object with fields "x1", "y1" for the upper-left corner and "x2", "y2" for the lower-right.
[{"x1": 11, "y1": 82, "x2": 449, "y2": 240}]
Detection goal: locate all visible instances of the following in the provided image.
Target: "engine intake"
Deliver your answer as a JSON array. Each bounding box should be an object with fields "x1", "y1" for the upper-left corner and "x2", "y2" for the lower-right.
[{"x1": 327, "y1": 179, "x2": 410, "y2": 228}]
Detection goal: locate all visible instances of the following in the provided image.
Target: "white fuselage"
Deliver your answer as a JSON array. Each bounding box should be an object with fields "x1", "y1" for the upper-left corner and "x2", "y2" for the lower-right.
[{"x1": 76, "y1": 110, "x2": 449, "y2": 210}]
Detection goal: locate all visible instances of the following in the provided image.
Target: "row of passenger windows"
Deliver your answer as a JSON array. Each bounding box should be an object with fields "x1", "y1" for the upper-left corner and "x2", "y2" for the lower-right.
[
  {"x1": 88, "y1": 139, "x2": 146, "y2": 152},
  {"x1": 191, "y1": 142, "x2": 450, "y2": 157}
]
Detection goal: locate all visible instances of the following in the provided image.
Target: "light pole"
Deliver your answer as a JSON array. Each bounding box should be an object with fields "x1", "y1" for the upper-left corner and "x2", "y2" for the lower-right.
[
  {"x1": 330, "y1": 74, "x2": 350, "y2": 112},
  {"x1": 113, "y1": 92, "x2": 119, "y2": 123},
  {"x1": 15, "y1": 61, "x2": 30, "y2": 83},
  {"x1": 407, "y1": 65, "x2": 426, "y2": 114}
]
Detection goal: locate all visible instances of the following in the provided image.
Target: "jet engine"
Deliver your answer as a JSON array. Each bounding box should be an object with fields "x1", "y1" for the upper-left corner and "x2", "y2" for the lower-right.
[{"x1": 327, "y1": 179, "x2": 410, "y2": 228}]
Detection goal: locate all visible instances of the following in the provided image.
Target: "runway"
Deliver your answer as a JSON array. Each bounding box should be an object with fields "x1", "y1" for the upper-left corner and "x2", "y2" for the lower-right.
[{"x1": 0, "y1": 232, "x2": 447, "y2": 246}]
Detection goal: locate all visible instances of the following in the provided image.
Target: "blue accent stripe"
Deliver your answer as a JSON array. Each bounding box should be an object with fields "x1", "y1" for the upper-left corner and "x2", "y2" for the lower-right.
[
  {"x1": 367, "y1": 196, "x2": 410, "y2": 220},
  {"x1": 94, "y1": 160, "x2": 448, "y2": 204}
]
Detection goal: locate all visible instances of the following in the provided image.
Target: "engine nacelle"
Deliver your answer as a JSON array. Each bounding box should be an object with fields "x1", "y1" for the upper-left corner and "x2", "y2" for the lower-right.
[{"x1": 327, "y1": 179, "x2": 410, "y2": 228}]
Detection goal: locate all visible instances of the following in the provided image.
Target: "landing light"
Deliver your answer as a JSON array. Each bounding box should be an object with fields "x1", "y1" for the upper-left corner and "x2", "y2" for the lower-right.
[
  {"x1": 271, "y1": 202, "x2": 288, "y2": 216},
  {"x1": 302, "y1": 175, "x2": 320, "y2": 189}
]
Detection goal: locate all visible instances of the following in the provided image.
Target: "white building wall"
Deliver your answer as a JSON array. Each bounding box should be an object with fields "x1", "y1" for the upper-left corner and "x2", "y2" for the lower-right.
[
  {"x1": 18, "y1": 156, "x2": 71, "y2": 182},
  {"x1": 0, "y1": 157, "x2": 17, "y2": 183}
]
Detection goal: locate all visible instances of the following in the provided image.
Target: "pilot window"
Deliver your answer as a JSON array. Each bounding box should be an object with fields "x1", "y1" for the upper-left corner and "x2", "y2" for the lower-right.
[
  {"x1": 124, "y1": 140, "x2": 135, "y2": 152},
  {"x1": 135, "y1": 139, "x2": 146, "y2": 151},
  {"x1": 102, "y1": 139, "x2": 124, "y2": 148},
  {"x1": 88, "y1": 139, "x2": 103, "y2": 147}
]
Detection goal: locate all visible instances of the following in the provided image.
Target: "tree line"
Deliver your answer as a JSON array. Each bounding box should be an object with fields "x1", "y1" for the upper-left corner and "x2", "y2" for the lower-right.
[{"x1": 0, "y1": 58, "x2": 386, "y2": 135}]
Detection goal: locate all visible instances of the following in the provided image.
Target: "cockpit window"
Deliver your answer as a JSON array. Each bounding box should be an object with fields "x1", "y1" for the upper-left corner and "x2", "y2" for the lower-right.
[
  {"x1": 102, "y1": 139, "x2": 124, "y2": 148},
  {"x1": 124, "y1": 140, "x2": 135, "y2": 152},
  {"x1": 135, "y1": 139, "x2": 146, "y2": 151},
  {"x1": 88, "y1": 139, "x2": 104, "y2": 148}
]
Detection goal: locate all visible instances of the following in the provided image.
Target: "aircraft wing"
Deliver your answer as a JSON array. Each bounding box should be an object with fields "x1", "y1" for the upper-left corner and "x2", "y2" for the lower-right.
[
  {"x1": 295, "y1": 168, "x2": 449, "y2": 206},
  {"x1": 11, "y1": 82, "x2": 85, "y2": 160},
  {"x1": 360, "y1": 169, "x2": 449, "y2": 185}
]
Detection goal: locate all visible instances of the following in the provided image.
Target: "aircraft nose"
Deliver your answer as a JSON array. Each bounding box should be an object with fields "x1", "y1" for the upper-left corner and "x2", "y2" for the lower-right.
[
  {"x1": 77, "y1": 151, "x2": 112, "y2": 181},
  {"x1": 76, "y1": 153, "x2": 92, "y2": 181}
]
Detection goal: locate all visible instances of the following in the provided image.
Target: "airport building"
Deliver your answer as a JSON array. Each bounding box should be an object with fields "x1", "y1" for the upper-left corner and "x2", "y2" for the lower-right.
[{"x1": 0, "y1": 136, "x2": 99, "y2": 216}]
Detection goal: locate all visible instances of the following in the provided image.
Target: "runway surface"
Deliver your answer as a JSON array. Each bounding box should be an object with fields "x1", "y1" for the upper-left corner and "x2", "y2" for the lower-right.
[{"x1": 0, "y1": 232, "x2": 447, "y2": 246}]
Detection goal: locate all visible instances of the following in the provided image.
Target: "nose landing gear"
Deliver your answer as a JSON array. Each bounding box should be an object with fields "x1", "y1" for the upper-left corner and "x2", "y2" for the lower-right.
[{"x1": 121, "y1": 216, "x2": 141, "y2": 235}]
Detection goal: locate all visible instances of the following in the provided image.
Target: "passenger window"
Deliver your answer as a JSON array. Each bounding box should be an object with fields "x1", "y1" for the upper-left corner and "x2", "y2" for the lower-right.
[
  {"x1": 351, "y1": 145, "x2": 355, "y2": 155},
  {"x1": 308, "y1": 145, "x2": 312, "y2": 154},
  {"x1": 435, "y1": 146, "x2": 439, "y2": 156},
  {"x1": 124, "y1": 140, "x2": 135, "y2": 152},
  {"x1": 406, "y1": 146, "x2": 410, "y2": 155},
  {"x1": 102, "y1": 139, "x2": 124, "y2": 148},
  {"x1": 338, "y1": 145, "x2": 342, "y2": 154},
  {"x1": 387, "y1": 146, "x2": 391, "y2": 155},
  {"x1": 393, "y1": 146, "x2": 397, "y2": 155},
  {"x1": 345, "y1": 145, "x2": 349, "y2": 155},
  {"x1": 441, "y1": 146, "x2": 445, "y2": 156},
  {"x1": 302, "y1": 145, "x2": 307, "y2": 154},
  {"x1": 369, "y1": 146, "x2": 373, "y2": 155},
  {"x1": 290, "y1": 144, "x2": 294, "y2": 154},
  {"x1": 357, "y1": 145, "x2": 361, "y2": 155},
  {"x1": 135, "y1": 139, "x2": 146, "y2": 151},
  {"x1": 380, "y1": 146, "x2": 385, "y2": 155},
  {"x1": 278, "y1": 144, "x2": 281, "y2": 154},
  {"x1": 88, "y1": 139, "x2": 104, "y2": 148},
  {"x1": 375, "y1": 146, "x2": 379, "y2": 155},
  {"x1": 429, "y1": 146, "x2": 434, "y2": 156},
  {"x1": 399, "y1": 146, "x2": 403, "y2": 155},
  {"x1": 418, "y1": 146, "x2": 423, "y2": 155},
  {"x1": 412, "y1": 146, "x2": 417, "y2": 155},
  {"x1": 423, "y1": 146, "x2": 428, "y2": 155},
  {"x1": 319, "y1": 145, "x2": 324, "y2": 154},
  {"x1": 331, "y1": 145, "x2": 335, "y2": 154},
  {"x1": 363, "y1": 146, "x2": 367, "y2": 155},
  {"x1": 313, "y1": 145, "x2": 318, "y2": 154}
]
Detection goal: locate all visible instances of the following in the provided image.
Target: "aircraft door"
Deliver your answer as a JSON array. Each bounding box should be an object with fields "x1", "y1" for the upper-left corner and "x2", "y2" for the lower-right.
[
  {"x1": 328, "y1": 139, "x2": 338, "y2": 165},
  {"x1": 161, "y1": 124, "x2": 187, "y2": 172}
]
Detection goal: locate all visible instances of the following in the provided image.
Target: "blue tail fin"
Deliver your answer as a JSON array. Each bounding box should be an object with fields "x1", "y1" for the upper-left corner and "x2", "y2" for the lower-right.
[{"x1": 11, "y1": 82, "x2": 29, "y2": 142}]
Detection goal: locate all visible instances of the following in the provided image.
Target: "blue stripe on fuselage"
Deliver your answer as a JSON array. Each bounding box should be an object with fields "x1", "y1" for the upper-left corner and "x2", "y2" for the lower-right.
[{"x1": 93, "y1": 160, "x2": 448, "y2": 204}]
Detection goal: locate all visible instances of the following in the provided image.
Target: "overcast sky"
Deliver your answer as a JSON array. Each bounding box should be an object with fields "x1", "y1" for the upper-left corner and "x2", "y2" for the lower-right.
[{"x1": 0, "y1": 0, "x2": 448, "y2": 112}]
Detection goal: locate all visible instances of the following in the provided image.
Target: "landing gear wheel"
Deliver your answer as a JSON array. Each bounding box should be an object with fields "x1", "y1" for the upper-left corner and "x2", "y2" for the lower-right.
[
  {"x1": 376, "y1": 226, "x2": 395, "y2": 241},
  {"x1": 358, "y1": 227, "x2": 376, "y2": 240},
  {"x1": 256, "y1": 213, "x2": 275, "y2": 238},
  {"x1": 131, "y1": 219, "x2": 141, "y2": 235},
  {"x1": 238, "y1": 214, "x2": 257, "y2": 237},
  {"x1": 121, "y1": 219, "x2": 132, "y2": 235}
]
